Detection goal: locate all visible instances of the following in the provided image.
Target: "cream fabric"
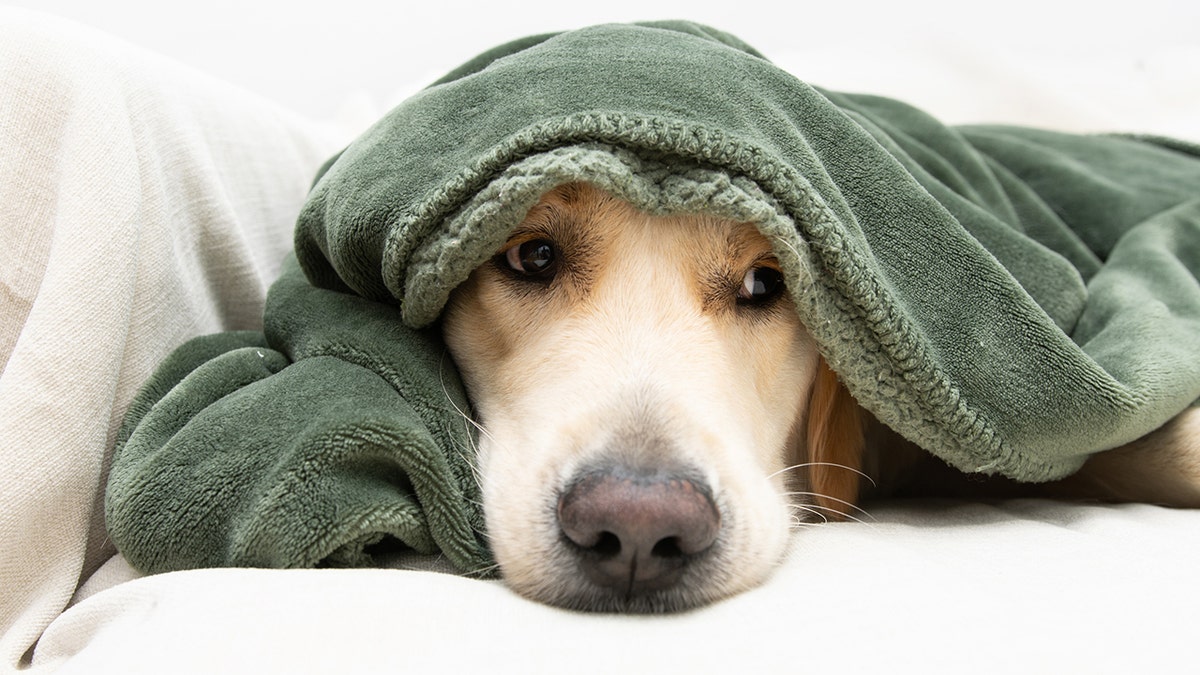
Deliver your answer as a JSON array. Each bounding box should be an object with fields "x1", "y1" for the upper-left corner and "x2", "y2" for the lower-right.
[
  {"x1": 32, "y1": 501, "x2": 1200, "y2": 674},
  {"x1": 0, "y1": 8, "x2": 349, "y2": 668}
]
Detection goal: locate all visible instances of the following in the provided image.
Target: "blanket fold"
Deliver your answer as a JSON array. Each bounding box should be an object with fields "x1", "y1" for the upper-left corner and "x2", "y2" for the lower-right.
[
  {"x1": 106, "y1": 256, "x2": 489, "y2": 573},
  {"x1": 107, "y1": 20, "x2": 1200, "y2": 576}
]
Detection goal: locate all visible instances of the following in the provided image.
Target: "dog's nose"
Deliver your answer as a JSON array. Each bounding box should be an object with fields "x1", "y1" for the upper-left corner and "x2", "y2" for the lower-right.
[{"x1": 557, "y1": 467, "x2": 720, "y2": 595}]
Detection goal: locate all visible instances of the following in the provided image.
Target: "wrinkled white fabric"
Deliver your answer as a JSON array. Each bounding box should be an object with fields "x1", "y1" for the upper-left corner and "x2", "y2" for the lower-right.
[
  {"x1": 30, "y1": 501, "x2": 1200, "y2": 674},
  {"x1": 0, "y1": 8, "x2": 349, "y2": 668}
]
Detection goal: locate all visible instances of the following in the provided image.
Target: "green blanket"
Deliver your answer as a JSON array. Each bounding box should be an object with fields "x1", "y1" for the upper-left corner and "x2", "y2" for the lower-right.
[
  {"x1": 106, "y1": 259, "x2": 489, "y2": 572},
  {"x1": 106, "y1": 21, "x2": 1200, "y2": 574}
]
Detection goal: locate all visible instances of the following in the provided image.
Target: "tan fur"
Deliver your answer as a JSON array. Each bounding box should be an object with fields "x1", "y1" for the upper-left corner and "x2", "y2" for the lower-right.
[
  {"x1": 1044, "y1": 407, "x2": 1200, "y2": 507},
  {"x1": 442, "y1": 181, "x2": 1200, "y2": 610},
  {"x1": 803, "y1": 359, "x2": 866, "y2": 515}
]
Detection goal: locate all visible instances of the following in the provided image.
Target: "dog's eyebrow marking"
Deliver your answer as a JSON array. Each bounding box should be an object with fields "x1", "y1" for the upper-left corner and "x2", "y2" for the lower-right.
[
  {"x1": 697, "y1": 223, "x2": 784, "y2": 315},
  {"x1": 496, "y1": 195, "x2": 604, "y2": 300}
]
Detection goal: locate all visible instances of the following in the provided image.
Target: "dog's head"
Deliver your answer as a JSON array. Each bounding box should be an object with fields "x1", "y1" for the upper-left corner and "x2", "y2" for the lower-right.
[{"x1": 442, "y1": 183, "x2": 863, "y2": 611}]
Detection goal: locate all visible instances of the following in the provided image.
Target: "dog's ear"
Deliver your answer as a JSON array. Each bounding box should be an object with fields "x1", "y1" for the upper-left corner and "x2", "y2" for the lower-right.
[{"x1": 805, "y1": 359, "x2": 865, "y2": 519}]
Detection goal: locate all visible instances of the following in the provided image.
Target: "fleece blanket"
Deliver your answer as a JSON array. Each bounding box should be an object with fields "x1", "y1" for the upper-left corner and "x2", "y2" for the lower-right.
[
  {"x1": 106, "y1": 21, "x2": 1200, "y2": 574},
  {"x1": 106, "y1": 256, "x2": 490, "y2": 573}
]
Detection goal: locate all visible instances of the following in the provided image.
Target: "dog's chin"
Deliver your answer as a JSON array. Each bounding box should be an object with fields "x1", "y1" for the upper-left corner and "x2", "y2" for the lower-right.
[
  {"x1": 514, "y1": 561, "x2": 734, "y2": 614},
  {"x1": 507, "y1": 539, "x2": 782, "y2": 613}
]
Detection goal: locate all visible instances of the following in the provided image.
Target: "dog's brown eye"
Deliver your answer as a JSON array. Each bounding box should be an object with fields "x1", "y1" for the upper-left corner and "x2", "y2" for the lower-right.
[
  {"x1": 737, "y1": 266, "x2": 784, "y2": 304},
  {"x1": 503, "y1": 239, "x2": 558, "y2": 278}
]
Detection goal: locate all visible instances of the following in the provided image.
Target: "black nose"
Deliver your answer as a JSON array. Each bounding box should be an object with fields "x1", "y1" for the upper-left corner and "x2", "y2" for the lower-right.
[{"x1": 557, "y1": 466, "x2": 720, "y2": 596}]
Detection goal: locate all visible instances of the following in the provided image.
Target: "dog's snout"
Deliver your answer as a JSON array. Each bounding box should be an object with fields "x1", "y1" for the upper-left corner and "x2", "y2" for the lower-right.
[{"x1": 557, "y1": 467, "x2": 720, "y2": 596}]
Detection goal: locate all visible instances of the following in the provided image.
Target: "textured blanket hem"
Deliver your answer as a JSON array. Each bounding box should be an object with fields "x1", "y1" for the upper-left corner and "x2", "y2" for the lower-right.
[{"x1": 386, "y1": 135, "x2": 1079, "y2": 483}]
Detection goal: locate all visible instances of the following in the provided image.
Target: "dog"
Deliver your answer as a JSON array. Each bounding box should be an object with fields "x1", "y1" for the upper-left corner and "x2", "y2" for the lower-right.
[{"x1": 442, "y1": 181, "x2": 1200, "y2": 613}]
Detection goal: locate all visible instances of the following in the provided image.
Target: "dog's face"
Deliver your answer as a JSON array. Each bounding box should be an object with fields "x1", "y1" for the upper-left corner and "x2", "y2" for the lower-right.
[{"x1": 443, "y1": 183, "x2": 859, "y2": 611}]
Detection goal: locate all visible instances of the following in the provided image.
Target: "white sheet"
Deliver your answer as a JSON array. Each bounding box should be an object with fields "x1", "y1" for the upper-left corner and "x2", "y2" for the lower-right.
[
  {"x1": 2, "y1": 5, "x2": 1197, "y2": 674},
  {"x1": 0, "y1": 8, "x2": 351, "y2": 669},
  {"x1": 35, "y1": 501, "x2": 1200, "y2": 674}
]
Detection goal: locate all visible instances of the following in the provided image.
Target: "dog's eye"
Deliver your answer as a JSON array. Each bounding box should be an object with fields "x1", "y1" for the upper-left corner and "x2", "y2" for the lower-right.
[
  {"x1": 503, "y1": 239, "x2": 558, "y2": 278},
  {"x1": 737, "y1": 266, "x2": 784, "y2": 304}
]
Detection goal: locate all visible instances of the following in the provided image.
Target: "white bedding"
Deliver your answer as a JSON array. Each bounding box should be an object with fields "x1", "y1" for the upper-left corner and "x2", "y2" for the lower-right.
[
  {"x1": 35, "y1": 501, "x2": 1200, "y2": 674},
  {"x1": 2, "y1": 4, "x2": 1197, "y2": 673}
]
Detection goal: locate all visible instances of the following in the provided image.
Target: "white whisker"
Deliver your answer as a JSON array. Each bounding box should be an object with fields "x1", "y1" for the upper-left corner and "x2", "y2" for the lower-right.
[
  {"x1": 768, "y1": 461, "x2": 878, "y2": 489},
  {"x1": 773, "y1": 235, "x2": 804, "y2": 265},
  {"x1": 782, "y1": 490, "x2": 875, "y2": 519},
  {"x1": 788, "y1": 500, "x2": 879, "y2": 528},
  {"x1": 785, "y1": 497, "x2": 877, "y2": 527},
  {"x1": 787, "y1": 503, "x2": 831, "y2": 525},
  {"x1": 465, "y1": 561, "x2": 503, "y2": 577},
  {"x1": 437, "y1": 351, "x2": 496, "y2": 490}
]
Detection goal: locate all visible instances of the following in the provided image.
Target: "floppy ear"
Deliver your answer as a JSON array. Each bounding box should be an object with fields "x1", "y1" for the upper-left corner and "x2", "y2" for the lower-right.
[{"x1": 805, "y1": 359, "x2": 866, "y2": 519}]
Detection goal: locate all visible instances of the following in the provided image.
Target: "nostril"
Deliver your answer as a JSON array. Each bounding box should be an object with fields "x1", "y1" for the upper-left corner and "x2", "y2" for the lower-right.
[
  {"x1": 592, "y1": 531, "x2": 621, "y2": 557},
  {"x1": 569, "y1": 530, "x2": 688, "y2": 560},
  {"x1": 651, "y1": 536, "x2": 683, "y2": 559}
]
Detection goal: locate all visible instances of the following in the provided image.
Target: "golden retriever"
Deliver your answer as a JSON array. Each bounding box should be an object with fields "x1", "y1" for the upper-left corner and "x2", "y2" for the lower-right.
[{"x1": 441, "y1": 182, "x2": 1200, "y2": 612}]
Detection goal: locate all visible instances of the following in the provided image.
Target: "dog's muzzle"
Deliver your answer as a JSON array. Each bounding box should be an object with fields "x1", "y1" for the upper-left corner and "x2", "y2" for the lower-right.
[{"x1": 557, "y1": 465, "x2": 720, "y2": 598}]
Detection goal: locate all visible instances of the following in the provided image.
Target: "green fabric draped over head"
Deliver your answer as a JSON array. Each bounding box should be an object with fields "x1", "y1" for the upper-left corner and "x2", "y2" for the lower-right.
[{"x1": 294, "y1": 20, "x2": 1200, "y2": 482}]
